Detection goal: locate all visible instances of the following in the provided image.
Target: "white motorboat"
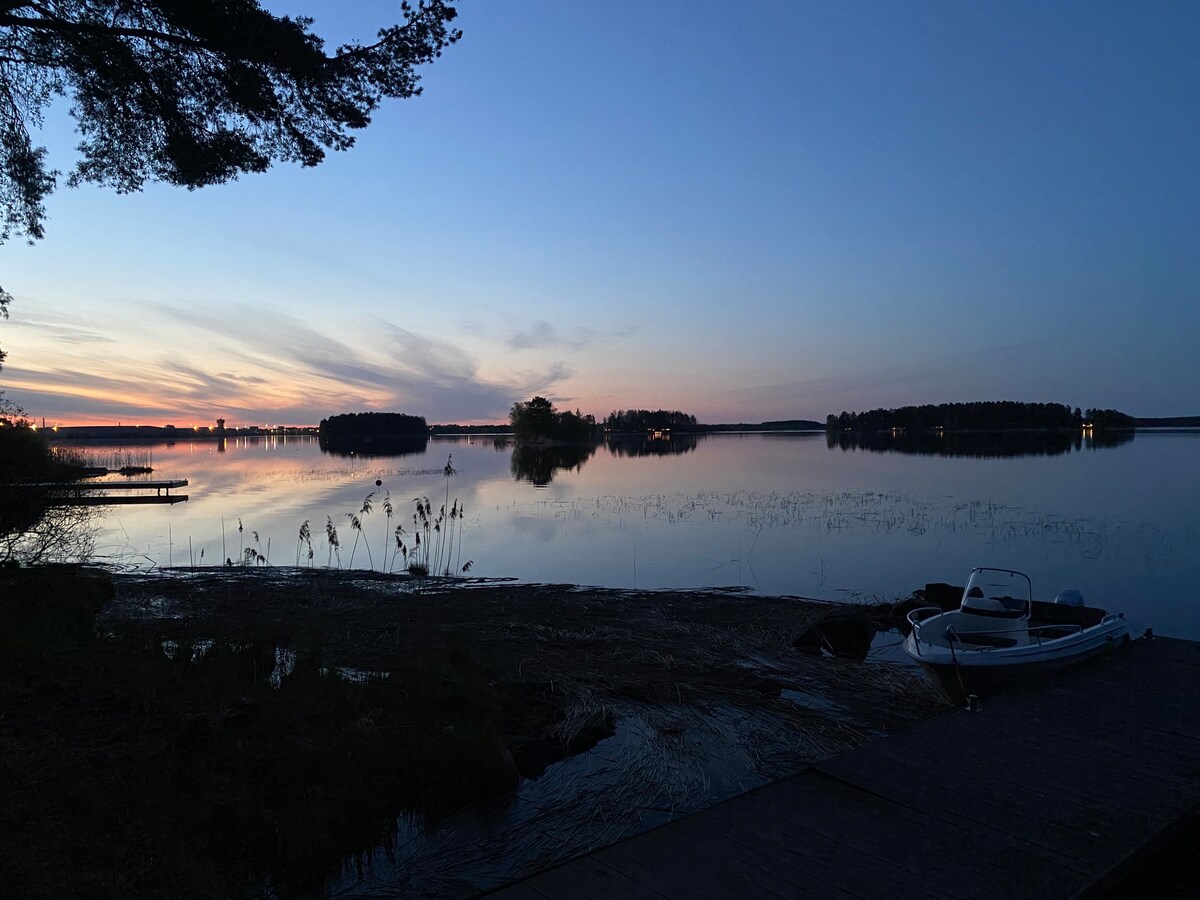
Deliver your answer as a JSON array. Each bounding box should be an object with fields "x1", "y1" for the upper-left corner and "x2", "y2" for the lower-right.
[{"x1": 904, "y1": 567, "x2": 1133, "y2": 699}]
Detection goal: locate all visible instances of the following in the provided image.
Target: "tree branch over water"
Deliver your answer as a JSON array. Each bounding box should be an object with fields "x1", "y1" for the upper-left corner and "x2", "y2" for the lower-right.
[{"x1": 0, "y1": 0, "x2": 461, "y2": 243}]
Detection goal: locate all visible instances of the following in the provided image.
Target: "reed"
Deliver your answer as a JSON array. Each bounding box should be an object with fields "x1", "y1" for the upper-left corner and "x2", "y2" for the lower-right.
[
  {"x1": 390, "y1": 524, "x2": 407, "y2": 575},
  {"x1": 381, "y1": 492, "x2": 393, "y2": 573},
  {"x1": 296, "y1": 520, "x2": 310, "y2": 567},
  {"x1": 60, "y1": 446, "x2": 154, "y2": 472},
  {"x1": 347, "y1": 492, "x2": 374, "y2": 570},
  {"x1": 325, "y1": 516, "x2": 340, "y2": 568}
]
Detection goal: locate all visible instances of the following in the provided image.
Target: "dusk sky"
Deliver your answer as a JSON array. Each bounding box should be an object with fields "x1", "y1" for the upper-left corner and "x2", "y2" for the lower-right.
[{"x1": 1, "y1": 0, "x2": 1197, "y2": 426}]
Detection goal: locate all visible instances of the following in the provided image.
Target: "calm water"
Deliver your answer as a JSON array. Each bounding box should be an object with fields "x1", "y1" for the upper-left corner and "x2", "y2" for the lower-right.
[{"x1": 70, "y1": 431, "x2": 1200, "y2": 639}]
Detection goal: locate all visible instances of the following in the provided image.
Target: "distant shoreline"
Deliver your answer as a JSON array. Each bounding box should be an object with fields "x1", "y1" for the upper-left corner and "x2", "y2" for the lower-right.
[{"x1": 41, "y1": 422, "x2": 1200, "y2": 444}]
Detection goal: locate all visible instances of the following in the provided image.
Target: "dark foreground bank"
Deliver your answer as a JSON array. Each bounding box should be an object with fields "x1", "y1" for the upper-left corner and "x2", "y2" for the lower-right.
[{"x1": 2, "y1": 566, "x2": 950, "y2": 898}]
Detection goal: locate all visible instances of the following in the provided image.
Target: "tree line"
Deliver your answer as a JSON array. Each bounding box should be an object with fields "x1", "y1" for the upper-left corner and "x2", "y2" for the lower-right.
[
  {"x1": 508, "y1": 397, "x2": 595, "y2": 442},
  {"x1": 318, "y1": 412, "x2": 428, "y2": 438},
  {"x1": 1084, "y1": 408, "x2": 1137, "y2": 429},
  {"x1": 603, "y1": 409, "x2": 697, "y2": 433},
  {"x1": 826, "y1": 402, "x2": 1134, "y2": 432},
  {"x1": 319, "y1": 401, "x2": 812, "y2": 444},
  {"x1": 508, "y1": 400, "x2": 708, "y2": 442}
]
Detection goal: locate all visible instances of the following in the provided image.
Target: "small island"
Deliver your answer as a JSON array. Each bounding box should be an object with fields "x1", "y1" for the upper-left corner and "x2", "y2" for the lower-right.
[
  {"x1": 826, "y1": 401, "x2": 1136, "y2": 433},
  {"x1": 316, "y1": 412, "x2": 430, "y2": 455}
]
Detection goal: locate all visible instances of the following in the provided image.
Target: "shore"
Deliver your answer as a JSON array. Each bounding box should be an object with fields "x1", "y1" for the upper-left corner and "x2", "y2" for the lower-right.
[{"x1": 2, "y1": 565, "x2": 949, "y2": 898}]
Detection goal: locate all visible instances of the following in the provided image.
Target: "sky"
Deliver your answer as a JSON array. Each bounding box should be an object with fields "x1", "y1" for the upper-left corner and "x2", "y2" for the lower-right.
[{"x1": 1, "y1": 0, "x2": 1197, "y2": 426}]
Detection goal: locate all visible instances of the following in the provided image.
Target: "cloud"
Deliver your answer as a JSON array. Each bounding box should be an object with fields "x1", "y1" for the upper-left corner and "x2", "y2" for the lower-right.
[
  {"x1": 507, "y1": 319, "x2": 598, "y2": 351},
  {"x1": 6, "y1": 298, "x2": 576, "y2": 424},
  {"x1": 6, "y1": 311, "x2": 116, "y2": 345}
]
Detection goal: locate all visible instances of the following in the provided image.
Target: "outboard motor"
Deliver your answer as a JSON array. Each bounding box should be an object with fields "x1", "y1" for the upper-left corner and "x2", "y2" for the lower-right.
[{"x1": 1055, "y1": 589, "x2": 1084, "y2": 607}]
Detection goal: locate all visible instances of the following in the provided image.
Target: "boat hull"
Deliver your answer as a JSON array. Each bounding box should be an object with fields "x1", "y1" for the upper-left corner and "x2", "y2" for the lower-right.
[
  {"x1": 904, "y1": 612, "x2": 1133, "y2": 702},
  {"x1": 913, "y1": 640, "x2": 1128, "y2": 702}
]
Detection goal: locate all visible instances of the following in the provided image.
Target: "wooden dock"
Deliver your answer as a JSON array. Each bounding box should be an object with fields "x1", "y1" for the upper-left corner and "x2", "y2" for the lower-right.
[
  {"x1": 13, "y1": 479, "x2": 189, "y2": 505},
  {"x1": 484, "y1": 636, "x2": 1200, "y2": 899}
]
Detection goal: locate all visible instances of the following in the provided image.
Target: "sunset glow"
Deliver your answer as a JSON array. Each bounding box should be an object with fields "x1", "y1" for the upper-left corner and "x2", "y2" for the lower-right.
[{"x1": 2, "y1": 1, "x2": 1197, "y2": 425}]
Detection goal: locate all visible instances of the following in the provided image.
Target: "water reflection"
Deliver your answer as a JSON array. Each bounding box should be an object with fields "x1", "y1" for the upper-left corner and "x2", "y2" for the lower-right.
[
  {"x1": 826, "y1": 429, "x2": 1135, "y2": 458},
  {"x1": 509, "y1": 434, "x2": 702, "y2": 483},
  {"x1": 606, "y1": 433, "x2": 702, "y2": 457},
  {"x1": 510, "y1": 443, "x2": 597, "y2": 486},
  {"x1": 0, "y1": 484, "x2": 100, "y2": 564},
  {"x1": 52, "y1": 432, "x2": 1200, "y2": 640},
  {"x1": 318, "y1": 434, "x2": 429, "y2": 458}
]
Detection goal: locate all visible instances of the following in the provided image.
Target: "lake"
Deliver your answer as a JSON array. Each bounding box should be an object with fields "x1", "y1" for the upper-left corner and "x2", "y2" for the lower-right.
[{"x1": 68, "y1": 429, "x2": 1199, "y2": 640}]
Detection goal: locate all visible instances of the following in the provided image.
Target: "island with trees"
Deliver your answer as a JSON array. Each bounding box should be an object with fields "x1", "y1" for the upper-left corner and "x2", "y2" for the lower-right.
[
  {"x1": 825, "y1": 402, "x2": 1137, "y2": 433},
  {"x1": 603, "y1": 409, "x2": 697, "y2": 434},
  {"x1": 508, "y1": 397, "x2": 596, "y2": 443},
  {"x1": 317, "y1": 412, "x2": 429, "y2": 455},
  {"x1": 823, "y1": 401, "x2": 1139, "y2": 458}
]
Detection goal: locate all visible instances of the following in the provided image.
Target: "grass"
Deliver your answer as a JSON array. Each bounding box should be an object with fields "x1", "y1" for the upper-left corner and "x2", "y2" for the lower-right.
[
  {"x1": 212, "y1": 486, "x2": 471, "y2": 578},
  {"x1": 3, "y1": 564, "x2": 952, "y2": 896},
  {"x1": 51, "y1": 445, "x2": 155, "y2": 475},
  {"x1": 0, "y1": 566, "x2": 520, "y2": 898}
]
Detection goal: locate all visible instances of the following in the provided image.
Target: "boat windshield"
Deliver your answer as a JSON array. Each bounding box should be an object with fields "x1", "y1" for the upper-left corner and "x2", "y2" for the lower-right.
[{"x1": 962, "y1": 568, "x2": 1032, "y2": 615}]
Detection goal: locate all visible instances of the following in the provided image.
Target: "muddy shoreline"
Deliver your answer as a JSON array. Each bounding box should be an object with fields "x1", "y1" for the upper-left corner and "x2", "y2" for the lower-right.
[{"x1": 2, "y1": 565, "x2": 951, "y2": 897}]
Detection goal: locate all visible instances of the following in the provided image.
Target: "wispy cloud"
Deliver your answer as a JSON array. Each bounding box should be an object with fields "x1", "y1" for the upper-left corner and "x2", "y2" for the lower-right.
[
  {"x1": 6, "y1": 310, "x2": 116, "y2": 345},
  {"x1": 5, "y1": 298, "x2": 574, "y2": 424},
  {"x1": 507, "y1": 319, "x2": 598, "y2": 351}
]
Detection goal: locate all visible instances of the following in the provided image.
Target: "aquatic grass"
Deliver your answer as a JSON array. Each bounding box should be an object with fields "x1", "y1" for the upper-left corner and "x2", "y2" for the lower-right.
[
  {"x1": 398, "y1": 493, "x2": 470, "y2": 577},
  {"x1": 443, "y1": 454, "x2": 455, "y2": 512},
  {"x1": 410, "y1": 497, "x2": 431, "y2": 575},
  {"x1": 296, "y1": 520, "x2": 312, "y2": 567},
  {"x1": 390, "y1": 524, "x2": 407, "y2": 575},
  {"x1": 3, "y1": 573, "x2": 521, "y2": 897},
  {"x1": 444, "y1": 501, "x2": 458, "y2": 576},
  {"x1": 381, "y1": 492, "x2": 393, "y2": 573},
  {"x1": 186, "y1": 482, "x2": 1161, "y2": 586},
  {"x1": 456, "y1": 502, "x2": 470, "y2": 574},
  {"x1": 83, "y1": 570, "x2": 959, "y2": 894},
  {"x1": 346, "y1": 492, "x2": 374, "y2": 570},
  {"x1": 325, "y1": 516, "x2": 341, "y2": 568},
  {"x1": 346, "y1": 514, "x2": 362, "y2": 568},
  {"x1": 251, "y1": 530, "x2": 270, "y2": 566},
  {"x1": 60, "y1": 446, "x2": 154, "y2": 473}
]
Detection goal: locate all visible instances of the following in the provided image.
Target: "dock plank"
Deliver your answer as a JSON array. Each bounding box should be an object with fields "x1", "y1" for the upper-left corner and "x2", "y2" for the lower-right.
[
  {"x1": 482, "y1": 638, "x2": 1200, "y2": 899},
  {"x1": 695, "y1": 790, "x2": 939, "y2": 900},
  {"x1": 557, "y1": 859, "x2": 670, "y2": 900}
]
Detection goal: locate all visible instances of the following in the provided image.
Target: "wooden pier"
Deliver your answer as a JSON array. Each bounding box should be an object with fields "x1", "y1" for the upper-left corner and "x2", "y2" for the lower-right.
[
  {"x1": 484, "y1": 636, "x2": 1200, "y2": 899},
  {"x1": 13, "y1": 479, "x2": 189, "y2": 505}
]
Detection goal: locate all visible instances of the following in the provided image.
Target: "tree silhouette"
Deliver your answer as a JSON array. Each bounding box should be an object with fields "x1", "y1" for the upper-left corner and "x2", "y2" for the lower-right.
[
  {"x1": 509, "y1": 396, "x2": 556, "y2": 440},
  {"x1": 510, "y1": 396, "x2": 596, "y2": 442},
  {"x1": 0, "y1": 0, "x2": 460, "y2": 244},
  {"x1": 0, "y1": 0, "x2": 460, "y2": 364},
  {"x1": 0, "y1": 284, "x2": 8, "y2": 368}
]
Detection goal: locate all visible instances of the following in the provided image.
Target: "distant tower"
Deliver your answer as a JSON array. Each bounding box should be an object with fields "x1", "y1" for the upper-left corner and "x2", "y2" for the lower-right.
[{"x1": 216, "y1": 418, "x2": 226, "y2": 433}]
